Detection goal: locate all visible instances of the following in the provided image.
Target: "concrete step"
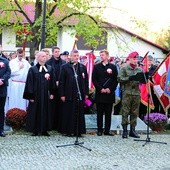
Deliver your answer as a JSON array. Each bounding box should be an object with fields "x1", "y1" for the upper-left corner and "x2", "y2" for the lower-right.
[
  {"x1": 85, "y1": 114, "x2": 151, "y2": 133},
  {"x1": 4, "y1": 123, "x2": 13, "y2": 134}
]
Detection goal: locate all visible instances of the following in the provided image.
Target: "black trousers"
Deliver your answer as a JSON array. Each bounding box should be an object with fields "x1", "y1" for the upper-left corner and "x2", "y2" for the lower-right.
[
  {"x1": 0, "y1": 97, "x2": 6, "y2": 132},
  {"x1": 96, "y1": 103, "x2": 113, "y2": 133}
]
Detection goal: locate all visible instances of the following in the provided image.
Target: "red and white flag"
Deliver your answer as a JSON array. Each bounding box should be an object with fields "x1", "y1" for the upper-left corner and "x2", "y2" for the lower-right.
[
  {"x1": 140, "y1": 52, "x2": 155, "y2": 109},
  {"x1": 85, "y1": 52, "x2": 96, "y2": 89},
  {"x1": 152, "y1": 54, "x2": 170, "y2": 111}
]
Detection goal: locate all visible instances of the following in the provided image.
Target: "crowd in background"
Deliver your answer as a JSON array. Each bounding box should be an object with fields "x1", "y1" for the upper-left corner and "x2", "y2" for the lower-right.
[{"x1": 0, "y1": 44, "x2": 168, "y2": 138}]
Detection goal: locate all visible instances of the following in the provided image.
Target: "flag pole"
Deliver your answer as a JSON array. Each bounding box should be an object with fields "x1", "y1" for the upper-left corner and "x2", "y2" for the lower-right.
[
  {"x1": 72, "y1": 34, "x2": 78, "y2": 50},
  {"x1": 134, "y1": 59, "x2": 167, "y2": 146}
]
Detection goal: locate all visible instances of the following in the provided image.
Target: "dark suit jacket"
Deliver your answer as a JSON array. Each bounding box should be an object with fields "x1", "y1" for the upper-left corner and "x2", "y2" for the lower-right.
[
  {"x1": 0, "y1": 57, "x2": 11, "y2": 97},
  {"x1": 59, "y1": 62, "x2": 89, "y2": 101},
  {"x1": 92, "y1": 62, "x2": 118, "y2": 103},
  {"x1": 46, "y1": 56, "x2": 66, "y2": 81}
]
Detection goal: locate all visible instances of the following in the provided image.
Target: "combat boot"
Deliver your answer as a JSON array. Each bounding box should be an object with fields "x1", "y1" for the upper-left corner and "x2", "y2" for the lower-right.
[
  {"x1": 129, "y1": 126, "x2": 140, "y2": 138},
  {"x1": 122, "y1": 125, "x2": 128, "y2": 138}
]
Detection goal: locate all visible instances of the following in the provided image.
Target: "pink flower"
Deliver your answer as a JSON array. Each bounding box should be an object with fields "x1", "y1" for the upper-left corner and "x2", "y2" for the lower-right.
[
  {"x1": 44, "y1": 73, "x2": 50, "y2": 80},
  {"x1": 84, "y1": 98, "x2": 92, "y2": 107},
  {"x1": 107, "y1": 68, "x2": 112, "y2": 74},
  {"x1": 0, "y1": 62, "x2": 5, "y2": 68}
]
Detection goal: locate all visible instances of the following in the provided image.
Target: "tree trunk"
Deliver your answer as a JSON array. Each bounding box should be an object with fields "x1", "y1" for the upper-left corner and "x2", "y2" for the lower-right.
[{"x1": 29, "y1": 36, "x2": 40, "y2": 62}]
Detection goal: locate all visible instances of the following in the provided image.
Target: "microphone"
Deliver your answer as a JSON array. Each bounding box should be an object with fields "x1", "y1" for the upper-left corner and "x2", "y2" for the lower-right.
[{"x1": 137, "y1": 61, "x2": 145, "y2": 66}]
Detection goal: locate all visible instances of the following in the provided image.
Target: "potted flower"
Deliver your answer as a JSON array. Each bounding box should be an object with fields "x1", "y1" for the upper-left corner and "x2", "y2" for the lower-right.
[
  {"x1": 144, "y1": 112, "x2": 168, "y2": 132},
  {"x1": 5, "y1": 108, "x2": 27, "y2": 129}
]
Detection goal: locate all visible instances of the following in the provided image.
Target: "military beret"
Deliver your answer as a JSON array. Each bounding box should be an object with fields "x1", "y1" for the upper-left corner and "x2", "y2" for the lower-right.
[{"x1": 128, "y1": 51, "x2": 139, "y2": 59}]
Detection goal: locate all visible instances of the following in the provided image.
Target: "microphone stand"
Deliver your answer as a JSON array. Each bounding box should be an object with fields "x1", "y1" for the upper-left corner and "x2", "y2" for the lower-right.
[
  {"x1": 134, "y1": 69, "x2": 167, "y2": 146},
  {"x1": 56, "y1": 63, "x2": 91, "y2": 151}
]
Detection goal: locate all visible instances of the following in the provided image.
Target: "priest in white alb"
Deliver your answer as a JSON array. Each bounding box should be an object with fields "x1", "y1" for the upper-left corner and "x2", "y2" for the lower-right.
[{"x1": 8, "y1": 48, "x2": 31, "y2": 111}]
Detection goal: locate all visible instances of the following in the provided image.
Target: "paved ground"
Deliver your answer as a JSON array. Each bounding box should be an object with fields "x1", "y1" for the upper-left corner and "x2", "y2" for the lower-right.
[{"x1": 0, "y1": 130, "x2": 170, "y2": 170}]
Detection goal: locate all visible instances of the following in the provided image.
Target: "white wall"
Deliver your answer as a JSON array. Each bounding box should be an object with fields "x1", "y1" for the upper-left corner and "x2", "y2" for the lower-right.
[
  {"x1": 1, "y1": 27, "x2": 167, "y2": 61},
  {"x1": 107, "y1": 29, "x2": 166, "y2": 61},
  {"x1": 57, "y1": 29, "x2": 76, "y2": 53},
  {"x1": 2, "y1": 27, "x2": 30, "y2": 57},
  {"x1": 2, "y1": 27, "x2": 16, "y2": 52}
]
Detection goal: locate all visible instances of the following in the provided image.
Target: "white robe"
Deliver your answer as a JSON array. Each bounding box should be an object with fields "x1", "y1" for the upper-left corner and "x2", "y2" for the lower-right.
[{"x1": 8, "y1": 57, "x2": 31, "y2": 111}]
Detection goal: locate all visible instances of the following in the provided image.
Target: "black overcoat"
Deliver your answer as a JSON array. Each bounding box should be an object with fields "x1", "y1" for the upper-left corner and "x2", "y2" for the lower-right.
[
  {"x1": 23, "y1": 64, "x2": 56, "y2": 133},
  {"x1": 58, "y1": 62, "x2": 89, "y2": 134},
  {"x1": 59, "y1": 62, "x2": 89, "y2": 101},
  {"x1": 0, "y1": 57, "x2": 11, "y2": 97},
  {"x1": 92, "y1": 62, "x2": 118, "y2": 103}
]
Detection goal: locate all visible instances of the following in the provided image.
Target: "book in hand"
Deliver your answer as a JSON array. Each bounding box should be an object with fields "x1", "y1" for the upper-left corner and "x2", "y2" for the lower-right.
[{"x1": 129, "y1": 72, "x2": 148, "y2": 84}]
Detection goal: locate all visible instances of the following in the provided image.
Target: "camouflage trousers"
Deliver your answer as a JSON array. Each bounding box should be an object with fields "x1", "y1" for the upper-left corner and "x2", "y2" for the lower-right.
[{"x1": 120, "y1": 93, "x2": 140, "y2": 127}]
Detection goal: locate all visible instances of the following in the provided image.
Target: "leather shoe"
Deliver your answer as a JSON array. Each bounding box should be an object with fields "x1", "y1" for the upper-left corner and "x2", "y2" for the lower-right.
[
  {"x1": 97, "y1": 132, "x2": 102, "y2": 136},
  {"x1": 104, "y1": 132, "x2": 114, "y2": 136},
  {"x1": 41, "y1": 132, "x2": 50, "y2": 136},
  {"x1": 66, "y1": 134, "x2": 74, "y2": 137},
  {"x1": 0, "y1": 131, "x2": 6, "y2": 137},
  {"x1": 31, "y1": 133, "x2": 38, "y2": 136}
]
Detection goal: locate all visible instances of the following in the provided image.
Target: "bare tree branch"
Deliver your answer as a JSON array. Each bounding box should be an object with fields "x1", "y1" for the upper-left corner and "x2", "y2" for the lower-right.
[
  {"x1": 1, "y1": 9, "x2": 21, "y2": 12},
  {"x1": 57, "y1": 12, "x2": 98, "y2": 26},
  {"x1": 49, "y1": 4, "x2": 57, "y2": 16},
  {"x1": 13, "y1": 0, "x2": 32, "y2": 24},
  {"x1": 34, "y1": 0, "x2": 42, "y2": 22}
]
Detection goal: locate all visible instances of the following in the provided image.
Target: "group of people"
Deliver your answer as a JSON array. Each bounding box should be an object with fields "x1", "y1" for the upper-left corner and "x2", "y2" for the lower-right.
[{"x1": 0, "y1": 46, "x2": 164, "y2": 139}]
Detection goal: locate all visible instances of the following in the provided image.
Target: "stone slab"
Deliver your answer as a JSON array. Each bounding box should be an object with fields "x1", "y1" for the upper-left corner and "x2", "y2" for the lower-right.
[
  {"x1": 85, "y1": 114, "x2": 151, "y2": 133},
  {"x1": 4, "y1": 123, "x2": 13, "y2": 134}
]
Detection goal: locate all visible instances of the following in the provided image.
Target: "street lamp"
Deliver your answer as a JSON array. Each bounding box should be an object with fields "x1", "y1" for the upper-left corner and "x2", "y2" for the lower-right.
[{"x1": 40, "y1": 0, "x2": 47, "y2": 50}]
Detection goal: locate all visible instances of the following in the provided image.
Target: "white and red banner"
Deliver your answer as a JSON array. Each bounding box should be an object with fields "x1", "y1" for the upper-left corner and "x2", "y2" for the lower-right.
[
  {"x1": 85, "y1": 52, "x2": 96, "y2": 89},
  {"x1": 152, "y1": 54, "x2": 170, "y2": 111}
]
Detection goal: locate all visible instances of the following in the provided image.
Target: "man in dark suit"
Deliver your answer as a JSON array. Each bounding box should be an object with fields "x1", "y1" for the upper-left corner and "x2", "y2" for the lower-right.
[
  {"x1": 0, "y1": 55, "x2": 11, "y2": 137},
  {"x1": 59, "y1": 50, "x2": 89, "y2": 137},
  {"x1": 46, "y1": 46, "x2": 66, "y2": 131},
  {"x1": 92, "y1": 50, "x2": 118, "y2": 136}
]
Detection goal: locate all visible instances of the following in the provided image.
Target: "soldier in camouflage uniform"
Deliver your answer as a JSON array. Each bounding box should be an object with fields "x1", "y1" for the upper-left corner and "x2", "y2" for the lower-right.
[{"x1": 118, "y1": 51, "x2": 143, "y2": 138}]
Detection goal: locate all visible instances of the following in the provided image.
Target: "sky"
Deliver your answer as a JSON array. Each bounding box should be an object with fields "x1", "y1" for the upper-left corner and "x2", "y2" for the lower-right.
[{"x1": 103, "y1": 0, "x2": 170, "y2": 32}]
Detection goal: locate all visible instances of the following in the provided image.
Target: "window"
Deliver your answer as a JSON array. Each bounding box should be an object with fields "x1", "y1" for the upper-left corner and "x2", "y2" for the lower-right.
[{"x1": 77, "y1": 32, "x2": 107, "y2": 50}]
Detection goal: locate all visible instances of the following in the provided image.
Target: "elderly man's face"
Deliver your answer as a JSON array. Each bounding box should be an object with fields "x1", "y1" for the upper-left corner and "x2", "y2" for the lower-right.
[
  {"x1": 70, "y1": 52, "x2": 79, "y2": 64},
  {"x1": 37, "y1": 52, "x2": 47, "y2": 64}
]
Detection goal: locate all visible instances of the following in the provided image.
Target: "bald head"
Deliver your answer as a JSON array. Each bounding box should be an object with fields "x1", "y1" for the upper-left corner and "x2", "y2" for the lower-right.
[{"x1": 37, "y1": 51, "x2": 47, "y2": 65}]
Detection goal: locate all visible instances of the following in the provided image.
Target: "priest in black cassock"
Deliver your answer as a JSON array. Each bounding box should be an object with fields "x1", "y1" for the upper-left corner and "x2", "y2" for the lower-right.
[
  {"x1": 59, "y1": 50, "x2": 89, "y2": 137},
  {"x1": 23, "y1": 51, "x2": 56, "y2": 136}
]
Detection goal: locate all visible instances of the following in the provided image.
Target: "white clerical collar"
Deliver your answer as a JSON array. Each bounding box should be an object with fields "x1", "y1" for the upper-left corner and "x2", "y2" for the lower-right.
[{"x1": 39, "y1": 65, "x2": 48, "y2": 72}]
